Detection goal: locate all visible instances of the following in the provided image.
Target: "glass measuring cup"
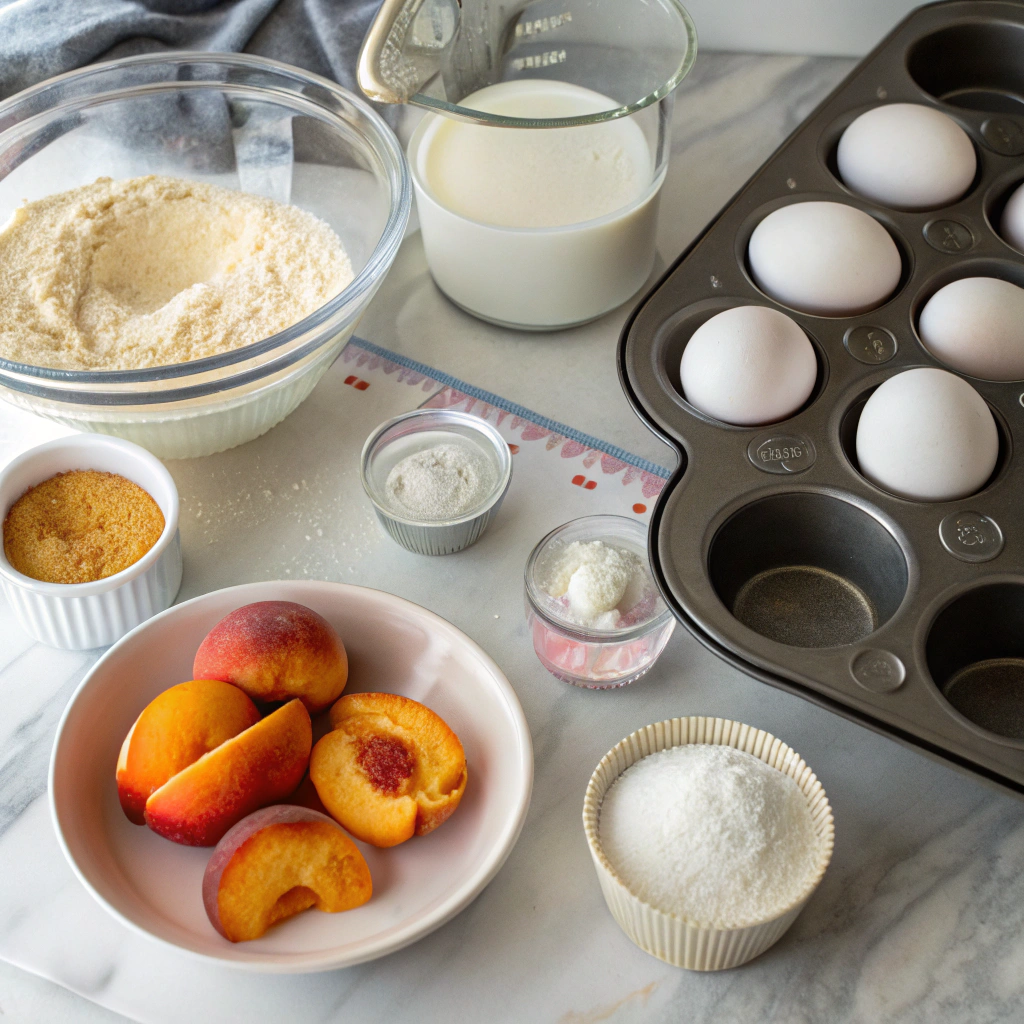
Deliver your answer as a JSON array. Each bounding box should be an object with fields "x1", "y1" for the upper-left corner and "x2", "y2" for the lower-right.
[
  {"x1": 359, "y1": 0, "x2": 696, "y2": 126},
  {"x1": 359, "y1": 0, "x2": 697, "y2": 330}
]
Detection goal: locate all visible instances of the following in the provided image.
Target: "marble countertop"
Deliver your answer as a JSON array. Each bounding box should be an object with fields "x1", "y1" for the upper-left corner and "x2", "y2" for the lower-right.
[{"x1": 3, "y1": 51, "x2": 1024, "y2": 1024}]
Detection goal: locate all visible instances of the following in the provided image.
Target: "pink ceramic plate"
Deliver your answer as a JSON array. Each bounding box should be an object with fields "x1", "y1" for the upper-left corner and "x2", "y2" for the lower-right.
[{"x1": 49, "y1": 581, "x2": 533, "y2": 972}]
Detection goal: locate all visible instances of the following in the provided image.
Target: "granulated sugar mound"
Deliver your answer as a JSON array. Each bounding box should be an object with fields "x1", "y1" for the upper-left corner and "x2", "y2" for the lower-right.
[
  {"x1": 599, "y1": 744, "x2": 820, "y2": 926},
  {"x1": 0, "y1": 175, "x2": 353, "y2": 371}
]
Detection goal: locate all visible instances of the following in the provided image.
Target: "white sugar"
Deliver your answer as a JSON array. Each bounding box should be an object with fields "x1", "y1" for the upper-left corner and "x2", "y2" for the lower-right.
[{"x1": 599, "y1": 744, "x2": 820, "y2": 926}]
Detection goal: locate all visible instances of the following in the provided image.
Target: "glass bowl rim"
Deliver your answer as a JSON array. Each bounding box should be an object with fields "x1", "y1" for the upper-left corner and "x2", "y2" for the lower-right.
[{"x1": 404, "y1": 1, "x2": 697, "y2": 129}]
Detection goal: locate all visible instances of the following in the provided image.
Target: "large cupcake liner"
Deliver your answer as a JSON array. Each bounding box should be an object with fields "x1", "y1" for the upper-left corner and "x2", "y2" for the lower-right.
[{"x1": 583, "y1": 716, "x2": 835, "y2": 971}]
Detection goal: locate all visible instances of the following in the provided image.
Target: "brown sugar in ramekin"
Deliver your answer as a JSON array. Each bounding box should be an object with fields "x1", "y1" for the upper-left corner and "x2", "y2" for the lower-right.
[{"x1": 3, "y1": 469, "x2": 165, "y2": 584}]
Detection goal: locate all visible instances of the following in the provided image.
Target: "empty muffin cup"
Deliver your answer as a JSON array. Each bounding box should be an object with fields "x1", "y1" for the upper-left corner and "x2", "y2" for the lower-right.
[
  {"x1": 926, "y1": 582, "x2": 1024, "y2": 740},
  {"x1": 360, "y1": 409, "x2": 513, "y2": 555},
  {"x1": 708, "y1": 493, "x2": 908, "y2": 648},
  {"x1": 525, "y1": 515, "x2": 674, "y2": 688}
]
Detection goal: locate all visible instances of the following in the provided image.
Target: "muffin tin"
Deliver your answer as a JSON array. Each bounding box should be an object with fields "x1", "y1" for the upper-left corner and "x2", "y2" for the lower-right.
[{"x1": 619, "y1": 0, "x2": 1024, "y2": 794}]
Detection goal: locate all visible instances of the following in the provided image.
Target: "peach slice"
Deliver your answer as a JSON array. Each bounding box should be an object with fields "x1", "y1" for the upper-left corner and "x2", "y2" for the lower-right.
[
  {"x1": 116, "y1": 680, "x2": 260, "y2": 825},
  {"x1": 203, "y1": 805, "x2": 372, "y2": 942},
  {"x1": 193, "y1": 601, "x2": 348, "y2": 714},
  {"x1": 310, "y1": 693, "x2": 467, "y2": 848},
  {"x1": 144, "y1": 699, "x2": 312, "y2": 846}
]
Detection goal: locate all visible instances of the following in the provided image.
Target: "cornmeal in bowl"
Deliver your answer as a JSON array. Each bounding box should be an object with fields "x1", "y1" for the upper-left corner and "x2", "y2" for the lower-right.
[
  {"x1": 0, "y1": 175, "x2": 353, "y2": 371},
  {"x1": 3, "y1": 470, "x2": 165, "y2": 583}
]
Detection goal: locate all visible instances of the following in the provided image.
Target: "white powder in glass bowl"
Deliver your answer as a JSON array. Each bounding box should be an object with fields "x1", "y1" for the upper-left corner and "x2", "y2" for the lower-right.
[
  {"x1": 599, "y1": 744, "x2": 820, "y2": 926},
  {"x1": 0, "y1": 175, "x2": 353, "y2": 371},
  {"x1": 538, "y1": 539, "x2": 658, "y2": 630}
]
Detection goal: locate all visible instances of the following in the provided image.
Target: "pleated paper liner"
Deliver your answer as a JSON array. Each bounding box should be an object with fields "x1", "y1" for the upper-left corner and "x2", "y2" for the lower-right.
[{"x1": 582, "y1": 716, "x2": 835, "y2": 970}]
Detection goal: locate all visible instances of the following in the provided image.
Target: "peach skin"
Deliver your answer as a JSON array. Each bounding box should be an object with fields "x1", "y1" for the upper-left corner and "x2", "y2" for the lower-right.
[
  {"x1": 203, "y1": 805, "x2": 372, "y2": 942},
  {"x1": 193, "y1": 601, "x2": 348, "y2": 714},
  {"x1": 310, "y1": 693, "x2": 467, "y2": 848},
  {"x1": 144, "y1": 699, "x2": 312, "y2": 846},
  {"x1": 116, "y1": 680, "x2": 260, "y2": 825}
]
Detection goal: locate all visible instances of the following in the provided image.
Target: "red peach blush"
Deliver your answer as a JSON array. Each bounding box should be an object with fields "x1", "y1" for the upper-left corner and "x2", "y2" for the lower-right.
[
  {"x1": 116, "y1": 679, "x2": 260, "y2": 825},
  {"x1": 193, "y1": 601, "x2": 348, "y2": 714},
  {"x1": 144, "y1": 699, "x2": 311, "y2": 846}
]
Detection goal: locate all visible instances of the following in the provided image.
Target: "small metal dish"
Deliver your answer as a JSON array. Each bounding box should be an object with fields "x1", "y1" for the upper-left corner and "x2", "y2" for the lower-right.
[{"x1": 360, "y1": 409, "x2": 513, "y2": 555}]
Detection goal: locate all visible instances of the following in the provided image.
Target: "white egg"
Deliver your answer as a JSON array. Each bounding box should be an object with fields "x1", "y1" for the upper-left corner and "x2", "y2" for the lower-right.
[
  {"x1": 856, "y1": 368, "x2": 998, "y2": 502},
  {"x1": 837, "y1": 103, "x2": 976, "y2": 210},
  {"x1": 748, "y1": 202, "x2": 902, "y2": 316},
  {"x1": 1002, "y1": 180, "x2": 1024, "y2": 253},
  {"x1": 918, "y1": 277, "x2": 1024, "y2": 381},
  {"x1": 680, "y1": 305, "x2": 817, "y2": 425}
]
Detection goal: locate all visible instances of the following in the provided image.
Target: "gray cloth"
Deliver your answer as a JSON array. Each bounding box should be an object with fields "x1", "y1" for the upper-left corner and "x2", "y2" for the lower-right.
[{"x1": 0, "y1": 0, "x2": 383, "y2": 103}]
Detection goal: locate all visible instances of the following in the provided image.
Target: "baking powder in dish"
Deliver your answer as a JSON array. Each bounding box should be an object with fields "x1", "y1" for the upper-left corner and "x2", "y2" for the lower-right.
[{"x1": 384, "y1": 442, "x2": 496, "y2": 521}]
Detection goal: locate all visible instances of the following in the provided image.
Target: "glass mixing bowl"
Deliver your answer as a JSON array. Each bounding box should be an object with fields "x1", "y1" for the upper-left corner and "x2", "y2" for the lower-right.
[{"x1": 0, "y1": 53, "x2": 411, "y2": 458}]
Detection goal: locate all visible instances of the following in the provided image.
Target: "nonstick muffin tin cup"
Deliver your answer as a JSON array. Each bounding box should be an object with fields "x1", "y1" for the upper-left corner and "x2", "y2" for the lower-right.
[
  {"x1": 619, "y1": 0, "x2": 1024, "y2": 793},
  {"x1": 583, "y1": 716, "x2": 834, "y2": 970}
]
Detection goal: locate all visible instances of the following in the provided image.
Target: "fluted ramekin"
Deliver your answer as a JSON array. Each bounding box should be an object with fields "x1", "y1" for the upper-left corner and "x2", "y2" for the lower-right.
[
  {"x1": 583, "y1": 716, "x2": 834, "y2": 971},
  {"x1": 0, "y1": 435, "x2": 182, "y2": 648},
  {"x1": 360, "y1": 409, "x2": 513, "y2": 555}
]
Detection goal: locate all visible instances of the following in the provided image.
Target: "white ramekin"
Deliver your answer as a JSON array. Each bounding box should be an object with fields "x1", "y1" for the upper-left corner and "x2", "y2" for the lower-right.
[
  {"x1": 0, "y1": 435, "x2": 182, "y2": 649},
  {"x1": 583, "y1": 716, "x2": 834, "y2": 971}
]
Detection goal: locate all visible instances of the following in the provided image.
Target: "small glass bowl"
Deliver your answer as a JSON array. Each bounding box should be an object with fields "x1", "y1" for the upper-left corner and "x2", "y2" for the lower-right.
[
  {"x1": 360, "y1": 409, "x2": 513, "y2": 555},
  {"x1": 524, "y1": 515, "x2": 675, "y2": 688}
]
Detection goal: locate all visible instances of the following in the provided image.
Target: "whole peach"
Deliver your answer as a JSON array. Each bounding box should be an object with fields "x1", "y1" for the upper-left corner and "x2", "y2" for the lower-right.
[{"x1": 194, "y1": 601, "x2": 348, "y2": 714}]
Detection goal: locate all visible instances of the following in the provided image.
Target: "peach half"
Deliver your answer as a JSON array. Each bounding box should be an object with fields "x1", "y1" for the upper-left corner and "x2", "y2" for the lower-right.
[
  {"x1": 203, "y1": 805, "x2": 372, "y2": 942},
  {"x1": 116, "y1": 680, "x2": 260, "y2": 825},
  {"x1": 193, "y1": 601, "x2": 348, "y2": 714},
  {"x1": 144, "y1": 699, "x2": 312, "y2": 846},
  {"x1": 310, "y1": 693, "x2": 467, "y2": 848}
]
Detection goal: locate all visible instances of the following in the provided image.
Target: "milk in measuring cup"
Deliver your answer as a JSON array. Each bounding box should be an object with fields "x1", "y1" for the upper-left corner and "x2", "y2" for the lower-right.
[{"x1": 408, "y1": 80, "x2": 665, "y2": 330}]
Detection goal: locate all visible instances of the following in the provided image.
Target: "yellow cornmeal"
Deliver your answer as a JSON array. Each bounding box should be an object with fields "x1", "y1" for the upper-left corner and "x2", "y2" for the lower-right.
[
  {"x1": 0, "y1": 175, "x2": 353, "y2": 371},
  {"x1": 3, "y1": 470, "x2": 165, "y2": 584}
]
